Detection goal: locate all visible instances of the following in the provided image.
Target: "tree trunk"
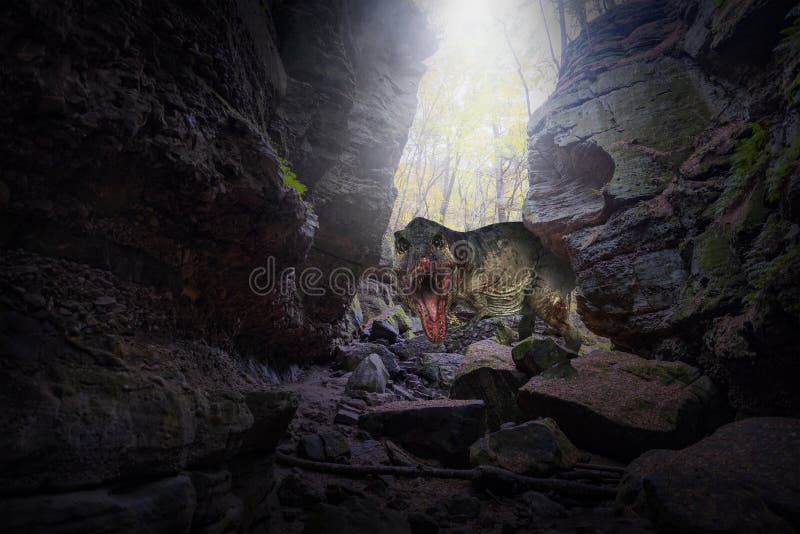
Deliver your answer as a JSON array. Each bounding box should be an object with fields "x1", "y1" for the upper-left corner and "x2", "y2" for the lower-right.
[
  {"x1": 499, "y1": 20, "x2": 533, "y2": 119},
  {"x1": 557, "y1": 0, "x2": 568, "y2": 68},
  {"x1": 493, "y1": 124, "x2": 508, "y2": 223},
  {"x1": 539, "y1": 0, "x2": 561, "y2": 72},
  {"x1": 391, "y1": 143, "x2": 421, "y2": 230},
  {"x1": 439, "y1": 150, "x2": 461, "y2": 224}
]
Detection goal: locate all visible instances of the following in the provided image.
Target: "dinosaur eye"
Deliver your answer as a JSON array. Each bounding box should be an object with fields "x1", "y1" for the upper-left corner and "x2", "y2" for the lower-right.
[
  {"x1": 432, "y1": 234, "x2": 444, "y2": 249},
  {"x1": 396, "y1": 238, "x2": 410, "y2": 254}
]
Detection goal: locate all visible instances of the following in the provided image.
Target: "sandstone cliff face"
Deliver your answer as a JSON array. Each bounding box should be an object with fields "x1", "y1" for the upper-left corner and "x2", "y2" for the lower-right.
[
  {"x1": 0, "y1": 0, "x2": 430, "y2": 531},
  {"x1": 0, "y1": 0, "x2": 432, "y2": 360},
  {"x1": 524, "y1": 0, "x2": 800, "y2": 415}
]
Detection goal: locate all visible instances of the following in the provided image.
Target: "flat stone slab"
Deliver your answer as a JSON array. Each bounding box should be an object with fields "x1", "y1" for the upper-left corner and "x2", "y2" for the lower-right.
[
  {"x1": 450, "y1": 340, "x2": 527, "y2": 430},
  {"x1": 517, "y1": 350, "x2": 719, "y2": 460},
  {"x1": 618, "y1": 417, "x2": 800, "y2": 533},
  {"x1": 359, "y1": 399, "x2": 486, "y2": 467},
  {"x1": 469, "y1": 418, "x2": 579, "y2": 476},
  {"x1": 418, "y1": 353, "x2": 464, "y2": 387}
]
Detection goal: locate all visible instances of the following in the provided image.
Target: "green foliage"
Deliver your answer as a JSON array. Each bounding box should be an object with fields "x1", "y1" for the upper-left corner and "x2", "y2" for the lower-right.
[
  {"x1": 776, "y1": 6, "x2": 800, "y2": 96},
  {"x1": 766, "y1": 128, "x2": 800, "y2": 203},
  {"x1": 279, "y1": 157, "x2": 307, "y2": 197},
  {"x1": 715, "y1": 123, "x2": 769, "y2": 215},
  {"x1": 755, "y1": 243, "x2": 800, "y2": 290},
  {"x1": 732, "y1": 123, "x2": 769, "y2": 178}
]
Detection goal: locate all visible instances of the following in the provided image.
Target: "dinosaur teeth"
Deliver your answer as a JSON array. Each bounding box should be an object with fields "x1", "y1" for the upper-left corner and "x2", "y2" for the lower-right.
[{"x1": 412, "y1": 270, "x2": 451, "y2": 343}]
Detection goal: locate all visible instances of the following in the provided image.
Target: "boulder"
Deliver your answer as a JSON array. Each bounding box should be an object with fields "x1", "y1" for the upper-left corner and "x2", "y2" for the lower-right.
[
  {"x1": 369, "y1": 319, "x2": 399, "y2": 344},
  {"x1": 517, "y1": 491, "x2": 567, "y2": 519},
  {"x1": 386, "y1": 306, "x2": 414, "y2": 335},
  {"x1": 0, "y1": 474, "x2": 196, "y2": 534},
  {"x1": 618, "y1": 417, "x2": 800, "y2": 533},
  {"x1": 304, "y1": 497, "x2": 411, "y2": 534},
  {"x1": 389, "y1": 335, "x2": 444, "y2": 360},
  {"x1": 346, "y1": 354, "x2": 390, "y2": 394},
  {"x1": 511, "y1": 335, "x2": 578, "y2": 376},
  {"x1": 277, "y1": 473, "x2": 326, "y2": 510},
  {"x1": 349, "y1": 440, "x2": 390, "y2": 466},
  {"x1": 334, "y1": 408, "x2": 361, "y2": 427},
  {"x1": 517, "y1": 350, "x2": 721, "y2": 461},
  {"x1": 335, "y1": 343, "x2": 400, "y2": 377},
  {"x1": 418, "y1": 353, "x2": 464, "y2": 388},
  {"x1": 359, "y1": 399, "x2": 487, "y2": 467},
  {"x1": 450, "y1": 340, "x2": 528, "y2": 430},
  {"x1": 299, "y1": 431, "x2": 351, "y2": 463},
  {"x1": 493, "y1": 320, "x2": 518, "y2": 346},
  {"x1": 469, "y1": 418, "x2": 579, "y2": 477}
]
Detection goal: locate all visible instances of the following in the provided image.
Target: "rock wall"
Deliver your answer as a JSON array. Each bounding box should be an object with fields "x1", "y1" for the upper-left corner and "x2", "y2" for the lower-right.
[
  {"x1": 524, "y1": 0, "x2": 800, "y2": 415},
  {"x1": 0, "y1": 0, "x2": 432, "y2": 360},
  {"x1": 0, "y1": 0, "x2": 430, "y2": 531}
]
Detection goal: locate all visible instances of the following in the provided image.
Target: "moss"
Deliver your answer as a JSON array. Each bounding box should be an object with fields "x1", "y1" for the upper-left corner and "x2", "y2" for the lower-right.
[
  {"x1": 511, "y1": 337, "x2": 532, "y2": 362},
  {"x1": 776, "y1": 7, "x2": 800, "y2": 97},
  {"x1": 623, "y1": 398, "x2": 656, "y2": 413},
  {"x1": 766, "y1": 127, "x2": 800, "y2": 203},
  {"x1": 493, "y1": 321, "x2": 516, "y2": 346},
  {"x1": 279, "y1": 157, "x2": 307, "y2": 197},
  {"x1": 697, "y1": 230, "x2": 735, "y2": 276},
  {"x1": 622, "y1": 363, "x2": 697, "y2": 386},
  {"x1": 715, "y1": 123, "x2": 770, "y2": 216},
  {"x1": 755, "y1": 243, "x2": 800, "y2": 290},
  {"x1": 387, "y1": 306, "x2": 413, "y2": 333}
]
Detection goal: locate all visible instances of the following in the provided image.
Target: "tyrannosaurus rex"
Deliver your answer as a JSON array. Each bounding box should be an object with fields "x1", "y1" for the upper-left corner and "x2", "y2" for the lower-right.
[{"x1": 393, "y1": 217, "x2": 580, "y2": 350}]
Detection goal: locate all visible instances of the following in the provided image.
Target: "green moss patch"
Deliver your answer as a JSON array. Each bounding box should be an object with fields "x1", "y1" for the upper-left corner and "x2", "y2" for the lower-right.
[{"x1": 279, "y1": 157, "x2": 307, "y2": 197}]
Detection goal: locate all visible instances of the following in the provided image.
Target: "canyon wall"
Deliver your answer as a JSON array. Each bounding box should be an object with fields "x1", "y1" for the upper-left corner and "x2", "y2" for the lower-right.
[
  {"x1": 0, "y1": 0, "x2": 430, "y2": 531},
  {"x1": 524, "y1": 0, "x2": 800, "y2": 415},
  {"x1": 0, "y1": 0, "x2": 432, "y2": 361}
]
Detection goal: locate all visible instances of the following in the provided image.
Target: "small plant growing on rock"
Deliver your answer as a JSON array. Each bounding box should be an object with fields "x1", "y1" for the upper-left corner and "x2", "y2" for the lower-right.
[
  {"x1": 279, "y1": 157, "x2": 308, "y2": 197},
  {"x1": 766, "y1": 127, "x2": 800, "y2": 203},
  {"x1": 716, "y1": 123, "x2": 770, "y2": 215}
]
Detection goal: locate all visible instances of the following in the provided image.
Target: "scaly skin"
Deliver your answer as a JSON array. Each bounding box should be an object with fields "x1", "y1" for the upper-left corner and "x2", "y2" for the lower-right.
[{"x1": 393, "y1": 217, "x2": 581, "y2": 349}]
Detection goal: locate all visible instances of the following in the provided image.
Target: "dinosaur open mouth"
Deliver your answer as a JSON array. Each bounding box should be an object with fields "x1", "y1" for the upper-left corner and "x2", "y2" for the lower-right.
[{"x1": 410, "y1": 266, "x2": 452, "y2": 343}]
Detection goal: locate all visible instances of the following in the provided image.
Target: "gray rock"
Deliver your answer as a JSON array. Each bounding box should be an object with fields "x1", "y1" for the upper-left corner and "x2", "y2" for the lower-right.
[
  {"x1": 511, "y1": 335, "x2": 579, "y2": 376},
  {"x1": 618, "y1": 417, "x2": 800, "y2": 533},
  {"x1": 334, "y1": 408, "x2": 361, "y2": 426},
  {"x1": 190, "y1": 470, "x2": 244, "y2": 532},
  {"x1": 449, "y1": 340, "x2": 527, "y2": 430},
  {"x1": 389, "y1": 335, "x2": 445, "y2": 360},
  {"x1": 469, "y1": 418, "x2": 579, "y2": 476},
  {"x1": 349, "y1": 439, "x2": 390, "y2": 466},
  {"x1": 277, "y1": 473, "x2": 325, "y2": 509},
  {"x1": 304, "y1": 496, "x2": 411, "y2": 534},
  {"x1": 417, "y1": 353, "x2": 464, "y2": 387},
  {"x1": 335, "y1": 343, "x2": 400, "y2": 377},
  {"x1": 319, "y1": 431, "x2": 351, "y2": 462},
  {"x1": 517, "y1": 491, "x2": 566, "y2": 519},
  {"x1": 346, "y1": 353, "x2": 390, "y2": 393},
  {"x1": 369, "y1": 319, "x2": 400, "y2": 344},
  {"x1": 444, "y1": 494, "x2": 482, "y2": 522},
  {"x1": 0, "y1": 474, "x2": 196, "y2": 534},
  {"x1": 299, "y1": 434, "x2": 326, "y2": 462},
  {"x1": 407, "y1": 512, "x2": 439, "y2": 534},
  {"x1": 518, "y1": 350, "x2": 721, "y2": 461},
  {"x1": 359, "y1": 400, "x2": 487, "y2": 467}
]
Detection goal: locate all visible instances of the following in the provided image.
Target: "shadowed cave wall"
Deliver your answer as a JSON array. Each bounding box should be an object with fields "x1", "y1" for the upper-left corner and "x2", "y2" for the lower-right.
[
  {"x1": 524, "y1": 0, "x2": 800, "y2": 415},
  {"x1": 0, "y1": 0, "x2": 799, "y2": 531},
  {"x1": 0, "y1": 0, "x2": 432, "y2": 530}
]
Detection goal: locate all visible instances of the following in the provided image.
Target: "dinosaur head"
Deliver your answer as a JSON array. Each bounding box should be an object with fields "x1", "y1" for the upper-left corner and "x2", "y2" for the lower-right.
[{"x1": 393, "y1": 218, "x2": 466, "y2": 343}]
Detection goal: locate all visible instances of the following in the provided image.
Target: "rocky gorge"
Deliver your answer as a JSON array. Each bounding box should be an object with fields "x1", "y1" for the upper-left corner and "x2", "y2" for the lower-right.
[{"x1": 1, "y1": 0, "x2": 799, "y2": 533}]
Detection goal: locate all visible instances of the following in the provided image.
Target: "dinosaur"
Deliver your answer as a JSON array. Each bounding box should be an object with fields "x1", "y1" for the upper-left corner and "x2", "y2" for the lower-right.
[{"x1": 392, "y1": 217, "x2": 581, "y2": 350}]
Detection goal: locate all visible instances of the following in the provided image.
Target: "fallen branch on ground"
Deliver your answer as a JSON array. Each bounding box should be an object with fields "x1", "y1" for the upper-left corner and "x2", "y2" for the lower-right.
[
  {"x1": 275, "y1": 453, "x2": 617, "y2": 499},
  {"x1": 574, "y1": 462, "x2": 626, "y2": 474}
]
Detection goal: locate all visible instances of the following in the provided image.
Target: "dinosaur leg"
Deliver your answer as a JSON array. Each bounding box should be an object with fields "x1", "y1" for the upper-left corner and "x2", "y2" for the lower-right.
[
  {"x1": 518, "y1": 303, "x2": 536, "y2": 339},
  {"x1": 527, "y1": 287, "x2": 582, "y2": 351}
]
